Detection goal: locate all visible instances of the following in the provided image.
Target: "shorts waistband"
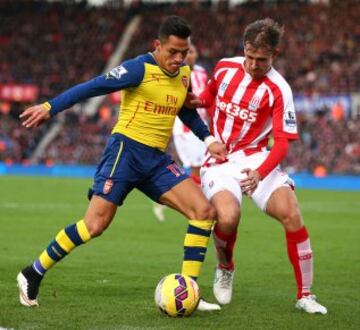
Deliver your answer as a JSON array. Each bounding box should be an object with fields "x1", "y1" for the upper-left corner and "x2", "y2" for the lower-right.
[
  {"x1": 111, "y1": 133, "x2": 164, "y2": 154},
  {"x1": 202, "y1": 146, "x2": 268, "y2": 167}
]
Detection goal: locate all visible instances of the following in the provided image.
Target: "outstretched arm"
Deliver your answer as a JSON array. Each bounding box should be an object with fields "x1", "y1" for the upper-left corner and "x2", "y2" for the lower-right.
[
  {"x1": 20, "y1": 77, "x2": 125, "y2": 128},
  {"x1": 20, "y1": 103, "x2": 51, "y2": 128},
  {"x1": 20, "y1": 59, "x2": 144, "y2": 128},
  {"x1": 49, "y1": 60, "x2": 144, "y2": 116}
]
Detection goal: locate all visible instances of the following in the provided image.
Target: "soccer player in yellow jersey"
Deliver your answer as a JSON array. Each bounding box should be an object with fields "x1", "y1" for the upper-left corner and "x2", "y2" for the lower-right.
[{"x1": 17, "y1": 16, "x2": 226, "y2": 312}]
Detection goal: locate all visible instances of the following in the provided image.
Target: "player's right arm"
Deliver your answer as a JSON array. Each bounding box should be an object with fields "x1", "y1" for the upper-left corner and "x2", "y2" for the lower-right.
[
  {"x1": 20, "y1": 59, "x2": 145, "y2": 128},
  {"x1": 240, "y1": 82, "x2": 298, "y2": 195}
]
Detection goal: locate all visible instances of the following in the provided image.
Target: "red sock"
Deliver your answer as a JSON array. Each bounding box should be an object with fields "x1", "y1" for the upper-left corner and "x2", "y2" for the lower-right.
[
  {"x1": 189, "y1": 173, "x2": 201, "y2": 185},
  {"x1": 213, "y1": 224, "x2": 237, "y2": 271},
  {"x1": 286, "y1": 227, "x2": 313, "y2": 299}
]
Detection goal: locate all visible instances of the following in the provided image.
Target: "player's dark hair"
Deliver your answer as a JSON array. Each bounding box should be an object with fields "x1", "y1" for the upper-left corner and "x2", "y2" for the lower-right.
[
  {"x1": 243, "y1": 18, "x2": 284, "y2": 51},
  {"x1": 158, "y1": 15, "x2": 191, "y2": 42}
]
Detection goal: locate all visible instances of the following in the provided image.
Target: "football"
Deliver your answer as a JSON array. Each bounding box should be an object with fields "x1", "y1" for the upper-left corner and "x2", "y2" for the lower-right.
[{"x1": 154, "y1": 273, "x2": 200, "y2": 317}]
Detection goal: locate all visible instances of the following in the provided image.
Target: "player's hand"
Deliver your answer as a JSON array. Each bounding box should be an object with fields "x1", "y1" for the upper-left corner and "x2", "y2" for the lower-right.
[
  {"x1": 184, "y1": 92, "x2": 203, "y2": 109},
  {"x1": 208, "y1": 141, "x2": 227, "y2": 162},
  {"x1": 240, "y1": 168, "x2": 261, "y2": 196},
  {"x1": 20, "y1": 104, "x2": 51, "y2": 128}
]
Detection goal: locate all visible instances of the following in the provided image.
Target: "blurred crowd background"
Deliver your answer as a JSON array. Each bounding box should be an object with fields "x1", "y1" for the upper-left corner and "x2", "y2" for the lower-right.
[{"x1": 1, "y1": 0, "x2": 359, "y2": 175}]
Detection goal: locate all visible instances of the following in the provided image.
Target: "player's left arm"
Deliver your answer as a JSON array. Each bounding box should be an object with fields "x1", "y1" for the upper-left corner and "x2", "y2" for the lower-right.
[
  {"x1": 48, "y1": 60, "x2": 143, "y2": 117},
  {"x1": 241, "y1": 84, "x2": 298, "y2": 194},
  {"x1": 178, "y1": 107, "x2": 227, "y2": 161},
  {"x1": 20, "y1": 60, "x2": 144, "y2": 128}
]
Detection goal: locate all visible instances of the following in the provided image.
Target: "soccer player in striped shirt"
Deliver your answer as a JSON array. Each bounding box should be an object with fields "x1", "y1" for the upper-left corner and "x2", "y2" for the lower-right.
[
  {"x1": 16, "y1": 16, "x2": 225, "y2": 312},
  {"x1": 189, "y1": 18, "x2": 327, "y2": 314}
]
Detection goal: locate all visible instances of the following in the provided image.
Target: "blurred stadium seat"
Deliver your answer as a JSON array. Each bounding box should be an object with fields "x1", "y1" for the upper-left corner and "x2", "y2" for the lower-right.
[{"x1": 0, "y1": 0, "x2": 359, "y2": 174}]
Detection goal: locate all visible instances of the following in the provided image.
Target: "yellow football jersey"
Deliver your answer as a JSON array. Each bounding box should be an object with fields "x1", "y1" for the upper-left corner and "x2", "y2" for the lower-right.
[
  {"x1": 47, "y1": 53, "x2": 198, "y2": 152},
  {"x1": 112, "y1": 54, "x2": 190, "y2": 150}
]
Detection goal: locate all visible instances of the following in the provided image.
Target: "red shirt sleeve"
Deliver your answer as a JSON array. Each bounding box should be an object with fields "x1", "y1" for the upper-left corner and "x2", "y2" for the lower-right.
[
  {"x1": 256, "y1": 137, "x2": 289, "y2": 179},
  {"x1": 271, "y1": 82, "x2": 298, "y2": 141},
  {"x1": 199, "y1": 87, "x2": 215, "y2": 108}
]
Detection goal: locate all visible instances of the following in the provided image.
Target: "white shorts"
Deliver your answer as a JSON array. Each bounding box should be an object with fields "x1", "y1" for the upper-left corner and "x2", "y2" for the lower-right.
[
  {"x1": 173, "y1": 132, "x2": 207, "y2": 168},
  {"x1": 200, "y1": 150, "x2": 294, "y2": 211}
]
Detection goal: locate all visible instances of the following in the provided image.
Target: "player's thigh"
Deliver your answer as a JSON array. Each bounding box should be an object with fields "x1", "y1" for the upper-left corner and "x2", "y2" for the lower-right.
[
  {"x1": 211, "y1": 190, "x2": 241, "y2": 228},
  {"x1": 138, "y1": 157, "x2": 188, "y2": 204},
  {"x1": 251, "y1": 167, "x2": 294, "y2": 211},
  {"x1": 159, "y1": 178, "x2": 214, "y2": 220},
  {"x1": 138, "y1": 153, "x2": 212, "y2": 219},
  {"x1": 200, "y1": 164, "x2": 243, "y2": 205},
  {"x1": 90, "y1": 133, "x2": 138, "y2": 206},
  {"x1": 265, "y1": 186, "x2": 304, "y2": 229}
]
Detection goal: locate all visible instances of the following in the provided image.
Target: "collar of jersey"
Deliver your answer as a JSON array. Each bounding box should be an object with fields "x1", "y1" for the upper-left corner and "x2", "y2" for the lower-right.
[{"x1": 149, "y1": 52, "x2": 180, "y2": 78}]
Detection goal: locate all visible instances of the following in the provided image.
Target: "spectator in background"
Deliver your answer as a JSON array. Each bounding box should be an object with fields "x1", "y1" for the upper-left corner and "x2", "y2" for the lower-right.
[{"x1": 1, "y1": 0, "x2": 359, "y2": 174}]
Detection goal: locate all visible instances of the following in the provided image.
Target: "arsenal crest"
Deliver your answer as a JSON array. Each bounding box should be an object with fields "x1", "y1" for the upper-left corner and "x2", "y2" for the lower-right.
[
  {"x1": 103, "y1": 179, "x2": 113, "y2": 194},
  {"x1": 182, "y1": 76, "x2": 188, "y2": 88}
]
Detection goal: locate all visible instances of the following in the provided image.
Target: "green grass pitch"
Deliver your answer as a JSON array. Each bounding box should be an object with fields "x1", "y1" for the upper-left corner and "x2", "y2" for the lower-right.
[{"x1": 0, "y1": 176, "x2": 359, "y2": 330}]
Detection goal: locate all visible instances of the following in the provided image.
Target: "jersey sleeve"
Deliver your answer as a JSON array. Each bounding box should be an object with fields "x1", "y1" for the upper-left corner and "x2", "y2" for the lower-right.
[
  {"x1": 177, "y1": 107, "x2": 211, "y2": 141},
  {"x1": 272, "y1": 84, "x2": 298, "y2": 140},
  {"x1": 256, "y1": 137, "x2": 289, "y2": 179},
  {"x1": 48, "y1": 58, "x2": 145, "y2": 116}
]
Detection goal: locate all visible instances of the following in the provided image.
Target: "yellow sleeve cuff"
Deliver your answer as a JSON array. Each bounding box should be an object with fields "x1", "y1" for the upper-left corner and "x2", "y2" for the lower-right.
[{"x1": 43, "y1": 102, "x2": 52, "y2": 111}]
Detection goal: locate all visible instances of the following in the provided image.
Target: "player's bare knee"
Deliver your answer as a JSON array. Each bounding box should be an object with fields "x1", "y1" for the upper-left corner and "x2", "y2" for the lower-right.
[
  {"x1": 217, "y1": 203, "x2": 239, "y2": 222},
  {"x1": 192, "y1": 202, "x2": 216, "y2": 220},
  {"x1": 85, "y1": 215, "x2": 113, "y2": 237},
  {"x1": 217, "y1": 208, "x2": 240, "y2": 232},
  {"x1": 218, "y1": 220, "x2": 238, "y2": 234},
  {"x1": 86, "y1": 222, "x2": 103, "y2": 237},
  {"x1": 280, "y1": 208, "x2": 303, "y2": 231}
]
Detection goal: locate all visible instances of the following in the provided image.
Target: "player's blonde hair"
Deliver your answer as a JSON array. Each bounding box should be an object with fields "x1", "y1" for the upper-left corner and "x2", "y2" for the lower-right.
[{"x1": 243, "y1": 18, "x2": 284, "y2": 52}]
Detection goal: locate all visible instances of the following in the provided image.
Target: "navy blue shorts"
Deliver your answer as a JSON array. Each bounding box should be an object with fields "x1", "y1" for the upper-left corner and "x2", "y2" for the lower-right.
[{"x1": 89, "y1": 133, "x2": 188, "y2": 205}]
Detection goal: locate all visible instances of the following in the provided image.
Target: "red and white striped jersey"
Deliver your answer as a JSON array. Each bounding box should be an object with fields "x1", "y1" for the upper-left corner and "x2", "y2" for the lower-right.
[
  {"x1": 173, "y1": 64, "x2": 208, "y2": 135},
  {"x1": 191, "y1": 64, "x2": 208, "y2": 97},
  {"x1": 202, "y1": 57, "x2": 298, "y2": 155}
]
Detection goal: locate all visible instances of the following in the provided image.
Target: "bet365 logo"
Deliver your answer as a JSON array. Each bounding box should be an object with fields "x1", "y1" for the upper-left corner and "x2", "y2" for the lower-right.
[{"x1": 216, "y1": 97, "x2": 257, "y2": 122}]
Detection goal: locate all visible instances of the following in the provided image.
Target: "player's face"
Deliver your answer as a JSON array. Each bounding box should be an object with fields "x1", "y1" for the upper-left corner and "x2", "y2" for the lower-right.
[
  {"x1": 185, "y1": 44, "x2": 198, "y2": 68},
  {"x1": 154, "y1": 35, "x2": 190, "y2": 74},
  {"x1": 244, "y1": 43, "x2": 276, "y2": 79}
]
